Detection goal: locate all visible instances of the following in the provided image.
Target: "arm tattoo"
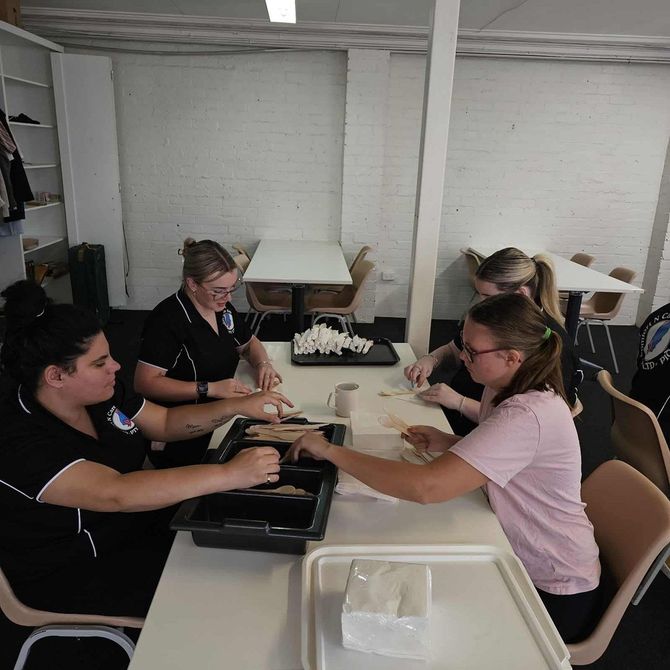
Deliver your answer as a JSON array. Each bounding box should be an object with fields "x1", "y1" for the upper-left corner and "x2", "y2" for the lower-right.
[
  {"x1": 210, "y1": 414, "x2": 232, "y2": 428},
  {"x1": 185, "y1": 423, "x2": 204, "y2": 435}
]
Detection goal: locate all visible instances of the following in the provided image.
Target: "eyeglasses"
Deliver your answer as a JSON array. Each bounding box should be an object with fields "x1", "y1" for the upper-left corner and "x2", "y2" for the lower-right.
[
  {"x1": 199, "y1": 278, "x2": 242, "y2": 298},
  {"x1": 460, "y1": 333, "x2": 507, "y2": 364}
]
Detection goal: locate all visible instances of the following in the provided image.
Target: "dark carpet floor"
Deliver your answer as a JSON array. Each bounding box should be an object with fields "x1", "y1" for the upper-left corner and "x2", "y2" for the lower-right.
[{"x1": 1, "y1": 311, "x2": 668, "y2": 669}]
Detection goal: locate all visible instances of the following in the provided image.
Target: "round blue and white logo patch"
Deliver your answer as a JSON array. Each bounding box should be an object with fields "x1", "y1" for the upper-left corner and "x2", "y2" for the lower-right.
[
  {"x1": 112, "y1": 408, "x2": 135, "y2": 432},
  {"x1": 222, "y1": 309, "x2": 235, "y2": 334}
]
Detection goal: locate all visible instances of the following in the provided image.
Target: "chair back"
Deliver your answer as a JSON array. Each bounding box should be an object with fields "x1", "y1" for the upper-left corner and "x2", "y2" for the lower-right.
[
  {"x1": 231, "y1": 244, "x2": 251, "y2": 260},
  {"x1": 568, "y1": 460, "x2": 670, "y2": 665},
  {"x1": 0, "y1": 564, "x2": 143, "y2": 629},
  {"x1": 589, "y1": 267, "x2": 636, "y2": 318},
  {"x1": 349, "y1": 245, "x2": 372, "y2": 274},
  {"x1": 597, "y1": 370, "x2": 670, "y2": 495},
  {"x1": 460, "y1": 248, "x2": 482, "y2": 288},
  {"x1": 345, "y1": 260, "x2": 375, "y2": 311},
  {"x1": 570, "y1": 253, "x2": 595, "y2": 268},
  {"x1": 232, "y1": 253, "x2": 250, "y2": 273}
]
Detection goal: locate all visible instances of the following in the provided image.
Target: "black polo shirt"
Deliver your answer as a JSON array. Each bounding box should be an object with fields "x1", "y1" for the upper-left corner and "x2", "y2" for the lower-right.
[
  {"x1": 138, "y1": 289, "x2": 252, "y2": 390},
  {"x1": 630, "y1": 302, "x2": 670, "y2": 440},
  {"x1": 0, "y1": 380, "x2": 147, "y2": 583}
]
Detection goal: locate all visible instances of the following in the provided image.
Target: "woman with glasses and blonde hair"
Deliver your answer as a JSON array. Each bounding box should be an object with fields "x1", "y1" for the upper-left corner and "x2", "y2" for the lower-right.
[
  {"x1": 135, "y1": 238, "x2": 281, "y2": 467},
  {"x1": 405, "y1": 247, "x2": 580, "y2": 435},
  {"x1": 288, "y1": 293, "x2": 601, "y2": 643}
]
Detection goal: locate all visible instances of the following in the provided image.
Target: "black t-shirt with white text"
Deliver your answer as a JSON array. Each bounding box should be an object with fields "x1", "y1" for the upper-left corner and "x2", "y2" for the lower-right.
[{"x1": 630, "y1": 302, "x2": 670, "y2": 437}]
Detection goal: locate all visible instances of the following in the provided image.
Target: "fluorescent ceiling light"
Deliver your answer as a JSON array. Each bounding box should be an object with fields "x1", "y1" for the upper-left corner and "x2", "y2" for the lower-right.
[{"x1": 265, "y1": 0, "x2": 296, "y2": 23}]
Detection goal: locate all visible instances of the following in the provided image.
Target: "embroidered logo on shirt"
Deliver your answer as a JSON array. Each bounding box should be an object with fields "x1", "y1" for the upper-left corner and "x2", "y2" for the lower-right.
[
  {"x1": 108, "y1": 407, "x2": 137, "y2": 433},
  {"x1": 222, "y1": 309, "x2": 235, "y2": 334},
  {"x1": 640, "y1": 312, "x2": 670, "y2": 370}
]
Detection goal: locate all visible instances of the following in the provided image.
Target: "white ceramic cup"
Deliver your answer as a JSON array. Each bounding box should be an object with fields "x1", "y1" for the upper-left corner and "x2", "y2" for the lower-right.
[{"x1": 327, "y1": 382, "x2": 360, "y2": 418}]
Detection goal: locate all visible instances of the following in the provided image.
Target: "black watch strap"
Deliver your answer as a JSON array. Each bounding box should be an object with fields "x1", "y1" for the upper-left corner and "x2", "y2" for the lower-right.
[{"x1": 196, "y1": 381, "x2": 209, "y2": 399}]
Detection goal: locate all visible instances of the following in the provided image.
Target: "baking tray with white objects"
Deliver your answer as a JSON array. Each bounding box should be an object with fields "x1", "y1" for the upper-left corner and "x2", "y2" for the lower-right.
[
  {"x1": 170, "y1": 418, "x2": 346, "y2": 555},
  {"x1": 301, "y1": 545, "x2": 571, "y2": 670},
  {"x1": 291, "y1": 337, "x2": 400, "y2": 366}
]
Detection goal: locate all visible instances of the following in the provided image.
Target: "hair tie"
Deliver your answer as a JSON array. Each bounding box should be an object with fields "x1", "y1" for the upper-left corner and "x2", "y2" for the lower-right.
[
  {"x1": 543, "y1": 326, "x2": 552, "y2": 340},
  {"x1": 35, "y1": 308, "x2": 45, "y2": 318}
]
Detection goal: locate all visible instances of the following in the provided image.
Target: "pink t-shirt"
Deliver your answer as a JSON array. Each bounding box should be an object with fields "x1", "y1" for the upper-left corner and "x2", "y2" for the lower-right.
[{"x1": 450, "y1": 387, "x2": 601, "y2": 595}]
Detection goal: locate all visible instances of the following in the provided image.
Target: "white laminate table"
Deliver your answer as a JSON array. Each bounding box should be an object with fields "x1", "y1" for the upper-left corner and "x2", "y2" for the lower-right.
[
  {"x1": 244, "y1": 240, "x2": 352, "y2": 332},
  {"x1": 128, "y1": 343, "x2": 570, "y2": 670},
  {"x1": 467, "y1": 246, "x2": 643, "y2": 340}
]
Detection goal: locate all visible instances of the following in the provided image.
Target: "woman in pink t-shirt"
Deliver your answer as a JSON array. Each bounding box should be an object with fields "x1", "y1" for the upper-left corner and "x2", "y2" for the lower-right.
[{"x1": 288, "y1": 293, "x2": 602, "y2": 643}]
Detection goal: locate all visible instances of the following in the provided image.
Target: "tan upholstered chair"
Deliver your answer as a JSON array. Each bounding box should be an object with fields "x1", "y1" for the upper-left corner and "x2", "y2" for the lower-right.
[
  {"x1": 232, "y1": 253, "x2": 291, "y2": 335},
  {"x1": 231, "y1": 243, "x2": 251, "y2": 260},
  {"x1": 567, "y1": 460, "x2": 670, "y2": 665},
  {"x1": 570, "y1": 252, "x2": 596, "y2": 268},
  {"x1": 311, "y1": 244, "x2": 372, "y2": 294},
  {"x1": 306, "y1": 259, "x2": 375, "y2": 336},
  {"x1": 575, "y1": 267, "x2": 637, "y2": 374},
  {"x1": 460, "y1": 248, "x2": 483, "y2": 289},
  {"x1": 0, "y1": 565, "x2": 143, "y2": 670},
  {"x1": 597, "y1": 370, "x2": 670, "y2": 497}
]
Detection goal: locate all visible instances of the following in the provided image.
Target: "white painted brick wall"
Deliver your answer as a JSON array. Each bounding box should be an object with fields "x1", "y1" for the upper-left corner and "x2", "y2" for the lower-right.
[
  {"x1": 378, "y1": 55, "x2": 670, "y2": 324},
  {"x1": 79, "y1": 43, "x2": 670, "y2": 325},
  {"x1": 107, "y1": 49, "x2": 346, "y2": 310}
]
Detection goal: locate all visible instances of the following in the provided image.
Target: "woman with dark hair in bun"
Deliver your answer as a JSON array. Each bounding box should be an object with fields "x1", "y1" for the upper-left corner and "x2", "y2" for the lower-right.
[
  {"x1": 0, "y1": 280, "x2": 291, "y2": 617},
  {"x1": 135, "y1": 237, "x2": 281, "y2": 468},
  {"x1": 288, "y1": 293, "x2": 601, "y2": 643}
]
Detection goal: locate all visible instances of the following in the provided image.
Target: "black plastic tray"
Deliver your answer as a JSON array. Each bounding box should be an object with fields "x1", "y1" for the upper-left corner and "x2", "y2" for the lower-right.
[
  {"x1": 291, "y1": 337, "x2": 400, "y2": 366},
  {"x1": 170, "y1": 418, "x2": 346, "y2": 555}
]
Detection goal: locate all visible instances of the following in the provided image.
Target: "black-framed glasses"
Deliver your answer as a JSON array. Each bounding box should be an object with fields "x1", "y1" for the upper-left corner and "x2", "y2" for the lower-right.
[{"x1": 199, "y1": 278, "x2": 242, "y2": 298}]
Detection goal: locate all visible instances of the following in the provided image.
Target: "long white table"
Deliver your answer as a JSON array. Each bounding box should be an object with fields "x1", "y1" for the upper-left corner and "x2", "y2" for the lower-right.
[
  {"x1": 468, "y1": 246, "x2": 643, "y2": 340},
  {"x1": 244, "y1": 240, "x2": 352, "y2": 331},
  {"x1": 128, "y1": 343, "x2": 569, "y2": 670}
]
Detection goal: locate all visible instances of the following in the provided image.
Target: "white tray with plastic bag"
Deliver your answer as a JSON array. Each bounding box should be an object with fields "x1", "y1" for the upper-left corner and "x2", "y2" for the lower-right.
[{"x1": 301, "y1": 544, "x2": 572, "y2": 670}]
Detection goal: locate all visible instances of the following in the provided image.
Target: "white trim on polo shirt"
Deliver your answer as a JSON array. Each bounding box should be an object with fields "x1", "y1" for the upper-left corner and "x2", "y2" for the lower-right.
[
  {"x1": 83, "y1": 529, "x2": 97, "y2": 558},
  {"x1": 183, "y1": 344, "x2": 197, "y2": 380},
  {"x1": 0, "y1": 478, "x2": 34, "y2": 499},
  {"x1": 17, "y1": 385, "x2": 31, "y2": 414},
  {"x1": 77, "y1": 508, "x2": 81, "y2": 534},
  {"x1": 129, "y1": 398, "x2": 146, "y2": 421},
  {"x1": 136, "y1": 359, "x2": 168, "y2": 372},
  {"x1": 657, "y1": 394, "x2": 670, "y2": 422},
  {"x1": 36, "y1": 459, "x2": 86, "y2": 502},
  {"x1": 175, "y1": 291, "x2": 192, "y2": 324}
]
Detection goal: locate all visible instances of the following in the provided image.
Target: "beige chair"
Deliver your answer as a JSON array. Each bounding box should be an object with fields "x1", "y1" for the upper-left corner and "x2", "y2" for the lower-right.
[
  {"x1": 232, "y1": 253, "x2": 291, "y2": 334},
  {"x1": 597, "y1": 370, "x2": 670, "y2": 497},
  {"x1": 311, "y1": 245, "x2": 373, "y2": 294},
  {"x1": 231, "y1": 243, "x2": 251, "y2": 260},
  {"x1": 570, "y1": 252, "x2": 596, "y2": 268},
  {"x1": 306, "y1": 259, "x2": 375, "y2": 336},
  {"x1": 575, "y1": 267, "x2": 637, "y2": 374},
  {"x1": 460, "y1": 248, "x2": 483, "y2": 289},
  {"x1": 560, "y1": 253, "x2": 596, "y2": 300},
  {"x1": 567, "y1": 460, "x2": 670, "y2": 665},
  {"x1": 0, "y1": 565, "x2": 143, "y2": 670}
]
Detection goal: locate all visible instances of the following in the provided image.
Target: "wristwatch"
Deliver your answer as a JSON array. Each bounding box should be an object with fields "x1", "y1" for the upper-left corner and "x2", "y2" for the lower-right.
[{"x1": 196, "y1": 381, "x2": 209, "y2": 400}]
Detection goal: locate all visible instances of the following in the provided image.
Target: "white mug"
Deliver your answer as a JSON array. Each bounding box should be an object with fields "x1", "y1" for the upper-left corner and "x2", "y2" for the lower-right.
[{"x1": 327, "y1": 382, "x2": 360, "y2": 418}]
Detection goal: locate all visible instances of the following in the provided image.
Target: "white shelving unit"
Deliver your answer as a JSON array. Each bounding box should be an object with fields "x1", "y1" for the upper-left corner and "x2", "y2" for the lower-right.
[{"x1": 0, "y1": 21, "x2": 71, "y2": 303}]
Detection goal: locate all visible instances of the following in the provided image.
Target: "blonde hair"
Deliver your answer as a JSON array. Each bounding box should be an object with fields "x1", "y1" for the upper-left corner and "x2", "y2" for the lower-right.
[
  {"x1": 475, "y1": 247, "x2": 563, "y2": 325},
  {"x1": 468, "y1": 293, "x2": 568, "y2": 407},
  {"x1": 179, "y1": 238, "x2": 235, "y2": 284}
]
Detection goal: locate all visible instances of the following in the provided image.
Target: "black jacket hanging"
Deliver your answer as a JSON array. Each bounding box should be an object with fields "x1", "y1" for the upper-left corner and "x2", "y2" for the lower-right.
[{"x1": 0, "y1": 108, "x2": 34, "y2": 223}]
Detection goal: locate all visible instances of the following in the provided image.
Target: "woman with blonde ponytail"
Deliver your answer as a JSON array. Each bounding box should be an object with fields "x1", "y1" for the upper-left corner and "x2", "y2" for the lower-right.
[
  {"x1": 287, "y1": 294, "x2": 601, "y2": 643},
  {"x1": 405, "y1": 247, "x2": 580, "y2": 436}
]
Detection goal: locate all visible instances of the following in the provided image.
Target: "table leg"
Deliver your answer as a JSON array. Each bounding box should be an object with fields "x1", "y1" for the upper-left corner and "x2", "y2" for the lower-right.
[
  {"x1": 292, "y1": 284, "x2": 305, "y2": 333},
  {"x1": 564, "y1": 291, "x2": 584, "y2": 342}
]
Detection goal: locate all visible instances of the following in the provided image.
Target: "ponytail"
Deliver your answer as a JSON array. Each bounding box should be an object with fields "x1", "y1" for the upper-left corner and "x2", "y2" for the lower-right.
[
  {"x1": 468, "y1": 293, "x2": 568, "y2": 407},
  {"x1": 532, "y1": 254, "x2": 564, "y2": 326}
]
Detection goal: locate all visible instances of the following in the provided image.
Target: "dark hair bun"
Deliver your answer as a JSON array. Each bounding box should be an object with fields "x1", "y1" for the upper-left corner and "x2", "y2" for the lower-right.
[{"x1": 1, "y1": 280, "x2": 49, "y2": 332}]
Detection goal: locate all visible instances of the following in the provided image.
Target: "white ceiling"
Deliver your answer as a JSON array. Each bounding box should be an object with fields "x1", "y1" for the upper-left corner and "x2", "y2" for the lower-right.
[{"x1": 21, "y1": 0, "x2": 670, "y2": 37}]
